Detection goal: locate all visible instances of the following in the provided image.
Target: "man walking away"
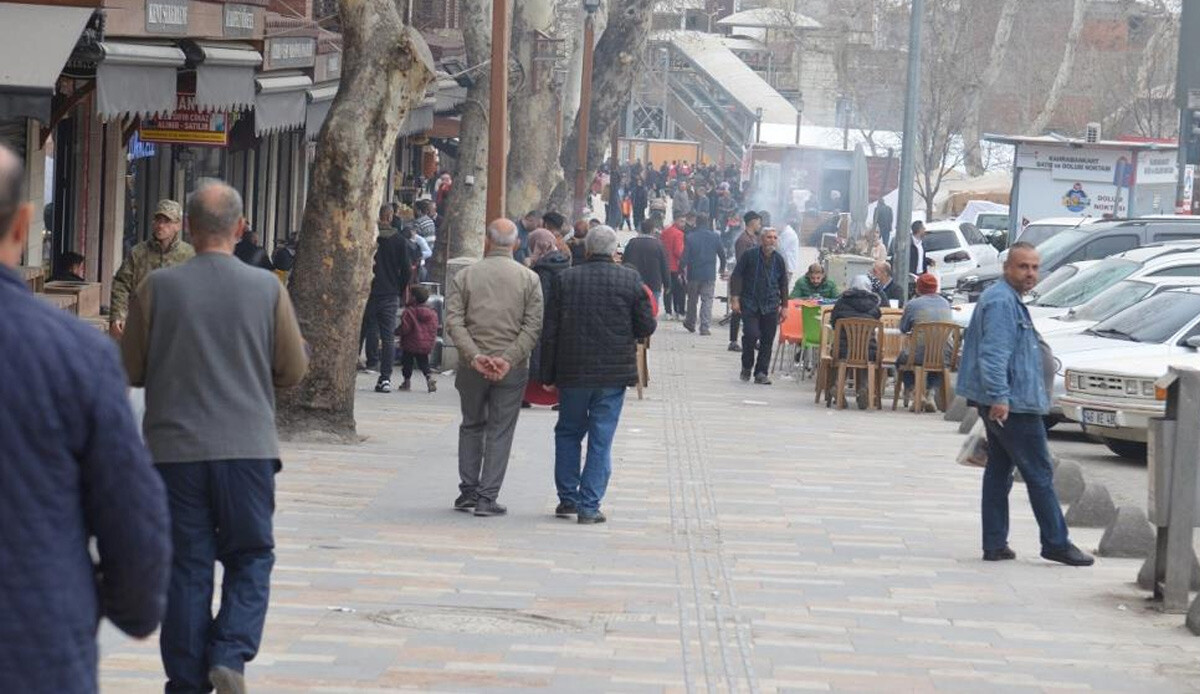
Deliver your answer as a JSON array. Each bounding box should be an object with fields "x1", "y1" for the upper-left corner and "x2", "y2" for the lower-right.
[
  {"x1": 873, "y1": 198, "x2": 894, "y2": 248},
  {"x1": 728, "y1": 211, "x2": 762, "y2": 352},
  {"x1": 682, "y1": 212, "x2": 726, "y2": 335},
  {"x1": 541, "y1": 226, "x2": 656, "y2": 524},
  {"x1": 121, "y1": 180, "x2": 310, "y2": 693},
  {"x1": 957, "y1": 243, "x2": 1093, "y2": 567},
  {"x1": 0, "y1": 144, "x2": 171, "y2": 694},
  {"x1": 730, "y1": 226, "x2": 789, "y2": 385},
  {"x1": 110, "y1": 198, "x2": 194, "y2": 338},
  {"x1": 661, "y1": 212, "x2": 689, "y2": 319},
  {"x1": 445, "y1": 219, "x2": 544, "y2": 517},
  {"x1": 362, "y1": 203, "x2": 411, "y2": 391},
  {"x1": 622, "y1": 218, "x2": 670, "y2": 310},
  {"x1": 778, "y1": 216, "x2": 801, "y2": 281}
]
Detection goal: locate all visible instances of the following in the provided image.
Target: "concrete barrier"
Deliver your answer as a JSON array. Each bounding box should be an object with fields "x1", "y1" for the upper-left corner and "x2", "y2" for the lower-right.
[
  {"x1": 944, "y1": 395, "x2": 968, "y2": 422},
  {"x1": 1052, "y1": 460, "x2": 1086, "y2": 505},
  {"x1": 1065, "y1": 483, "x2": 1118, "y2": 528},
  {"x1": 1137, "y1": 547, "x2": 1200, "y2": 592},
  {"x1": 1098, "y1": 507, "x2": 1156, "y2": 558},
  {"x1": 957, "y1": 407, "x2": 980, "y2": 435}
]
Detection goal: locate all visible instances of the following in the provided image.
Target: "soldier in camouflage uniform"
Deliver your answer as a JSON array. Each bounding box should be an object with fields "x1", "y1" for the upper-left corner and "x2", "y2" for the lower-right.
[{"x1": 109, "y1": 199, "x2": 194, "y2": 338}]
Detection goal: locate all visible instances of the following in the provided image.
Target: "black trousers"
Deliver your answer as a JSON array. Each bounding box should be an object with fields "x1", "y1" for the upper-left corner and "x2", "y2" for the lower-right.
[
  {"x1": 668, "y1": 272, "x2": 687, "y2": 315},
  {"x1": 729, "y1": 310, "x2": 742, "y2": 344},
  {"x1": 741, "y1": 310, "x2": 778, "y2": 376},
  {"x1": 401, "y1": 351, "x2": 431, "y2": 380},
  {"x1": 362, "y1": 295, "x2": 400, "y2": 379}
]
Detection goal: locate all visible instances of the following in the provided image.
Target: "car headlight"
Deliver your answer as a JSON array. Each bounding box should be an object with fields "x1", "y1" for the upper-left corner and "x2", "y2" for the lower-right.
[
  {"x1": 1125, "y1": 379, "x2": 1139, "y2": 395},
  {"x1": 1066, "y1": 371, "x2": 1080, "y2": 391},
  {"x1": 1141, "y1": 380, "x2": 1157, "y2": 397}
]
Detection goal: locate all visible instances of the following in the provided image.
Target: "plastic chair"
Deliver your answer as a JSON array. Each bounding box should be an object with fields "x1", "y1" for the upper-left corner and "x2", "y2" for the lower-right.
[
  {"x1": 892, "y1": 321, "x2": 962, "y2": 413},
  {"x1": 813, "y1": 306, "x2": 835, "y2": 404},
  {"x1": 797, "y1": 302, "x2": 824, "y2": 381},
  {"x1": 770, "y1": 299, "x2": 806, "y2": 376},
  {"x1": 831, "y1": 318, "x2": 884, "y2": 410}
]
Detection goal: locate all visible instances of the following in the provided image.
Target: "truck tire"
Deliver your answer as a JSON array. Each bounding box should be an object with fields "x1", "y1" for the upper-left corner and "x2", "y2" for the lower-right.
[{"x1": 1102, "y1": 437, "x2": 1147, "y2": 461}]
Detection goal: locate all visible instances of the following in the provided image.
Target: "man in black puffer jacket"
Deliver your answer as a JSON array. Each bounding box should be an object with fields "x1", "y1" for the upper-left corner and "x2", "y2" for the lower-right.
[{"x1": 541, "y1": 225, "x2": 657, "y2": 525}]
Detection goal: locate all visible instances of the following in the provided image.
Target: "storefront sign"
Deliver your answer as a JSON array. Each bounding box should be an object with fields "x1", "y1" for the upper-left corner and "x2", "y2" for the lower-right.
[
  {"x1": 1181, "y1": 164, "x2": 1196, "y2": 214},
  {"x1": 140, "y1": 94, "x2": 229, "y2": 147},
  {"x1": 264, "y1": 37, "x2": 316, "y2": 70},
  {"x1": 1136, "y1": 152, "x2": 1178, "y2": 185},
  {"x1": 127, "y1": 133, "x2": 158, "y2": 161},
  {"x1": 146, "y1": 0, "x2": 189, "y2": 34},
  {"x1": 1015, "y1": 145, "x2": 1131, "y2": 184},
  {"x1": 223, "y1": 4, "x2": 256, "y2": 38}
]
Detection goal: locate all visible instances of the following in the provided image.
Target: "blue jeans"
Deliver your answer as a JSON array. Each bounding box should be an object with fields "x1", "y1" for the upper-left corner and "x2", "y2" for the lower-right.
[
  {"x1": 555, "y1": 387, "x2": 626, "y2": 514},
  {"x1": 978, "y1": 409, "x2": 1069, "y2": 553},
  {"x1": 157, "y1": 460, "x2": 277, "y2": 693}
]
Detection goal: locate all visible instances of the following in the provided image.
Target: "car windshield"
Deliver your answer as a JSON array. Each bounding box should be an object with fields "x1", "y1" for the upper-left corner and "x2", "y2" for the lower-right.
[
  {"x1": 1069, "y1": 280, "x2": 1154, "y2": 322},
  {"x1": 1088, "y1": 291, "x2": 1200, "y2": 344},
  {"x1": 959, "y1": 223, "x2": 987, "y2": 245},
  {"x1": 924, "y1": 230, "x2": 960, "y2": 252},
  {"x1": 1018, "y1": 223, "x2": 1073, "y2": 247},
  {"x1": 977, "y1": 214, "x2": 1008, "y2": 231},
  {"x1": 1027, "y1": 265, "x2": 1079, "y2": 300},
  {"x1": 1036, "y1": 229, "x2": 1092, "y2": 269},
  {"x1": 1030, "y1": 258, "x2": 1138, "y2": 308}
]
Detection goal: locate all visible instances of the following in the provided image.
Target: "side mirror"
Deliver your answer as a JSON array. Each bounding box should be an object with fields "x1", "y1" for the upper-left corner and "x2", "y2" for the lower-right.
[{"x1": 1186, "y1": 336, "x2": 1200, "y2": 349}]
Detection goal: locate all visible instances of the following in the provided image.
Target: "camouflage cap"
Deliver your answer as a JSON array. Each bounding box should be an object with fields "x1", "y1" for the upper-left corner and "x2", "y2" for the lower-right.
[{"x1": 154, "y1": 199, "x2": 183, "y2": 222}]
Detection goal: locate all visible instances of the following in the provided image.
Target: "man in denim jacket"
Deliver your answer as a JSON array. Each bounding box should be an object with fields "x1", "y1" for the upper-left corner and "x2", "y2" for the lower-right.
[{"x1": 958, "y1": 243, "x2": 1094, "y2": 566}]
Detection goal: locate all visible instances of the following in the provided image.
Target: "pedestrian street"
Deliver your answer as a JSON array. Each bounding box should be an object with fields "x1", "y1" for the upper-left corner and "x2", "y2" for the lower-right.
[{"x1": 100, "y1": 325, "x2": 1200, "y2": 693}]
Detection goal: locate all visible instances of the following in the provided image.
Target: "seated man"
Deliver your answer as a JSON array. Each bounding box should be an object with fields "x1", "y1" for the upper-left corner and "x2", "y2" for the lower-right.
[
  {"x1": 898, "y1": 273, "x2": 954, "y2": 411},
  {"x1": 790, "y1": 263, "x2": 839, "y2": 300},
  {"x1": 872, "y1": 261, "x2": 904, "y2": 307},
  {"x1": 50, "y1": 251, "x2": 86, "y2": 282}
]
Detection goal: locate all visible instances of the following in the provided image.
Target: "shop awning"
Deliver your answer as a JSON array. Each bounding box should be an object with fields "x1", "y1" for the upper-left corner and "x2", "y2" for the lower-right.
[
  {"x1": 304, "y1": 81, "x2": 338, "y2": 140},
  {"x1": 255, "y1": 73, "x2": 312, "y2": 136},
  {"x1": 398, "y1": 98, "x2": 436, "y2": 137},
  {"x1": 96, "y1": 42, "x2": 187, "y2": 121},
  {"x1": 190, "y1": 43, "x2": 262, "y2": 113},
  {"x1": 0, "y1": 3, "x2": 95, "y2": 122}
]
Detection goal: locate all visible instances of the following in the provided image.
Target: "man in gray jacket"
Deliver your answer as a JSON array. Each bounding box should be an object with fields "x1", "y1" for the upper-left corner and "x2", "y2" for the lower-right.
[
  {"x1": 445, "y1": 219, "x2": 544, "y2": 517},
  {"x1": 122, "y1": 181, "x2": 310, "y2": 693}
]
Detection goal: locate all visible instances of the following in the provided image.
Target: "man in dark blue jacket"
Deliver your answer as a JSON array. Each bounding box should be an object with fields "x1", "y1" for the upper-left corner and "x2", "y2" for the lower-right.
[
  {"x1": 681, "y1": 212, "x2": 726, "y2": 335},
  {"x1": 541, "y1": 226, "x2": 657, "y2": 524},
  {"x1": 0, "y1": 144, "x2": 171, "y2": 693}
]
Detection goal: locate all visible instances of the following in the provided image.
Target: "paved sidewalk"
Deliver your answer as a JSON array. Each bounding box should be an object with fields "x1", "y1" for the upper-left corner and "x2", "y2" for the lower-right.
[{"x1": 102, "y1": 325, "x2": 1200, "y2": 693}]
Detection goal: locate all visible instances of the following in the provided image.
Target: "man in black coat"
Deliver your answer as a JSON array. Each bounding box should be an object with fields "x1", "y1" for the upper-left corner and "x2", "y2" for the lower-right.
[
  {"x1": 872, "y1": 260, "x2": 905, "y2": 307},
  {"x1": 621, "y1": 218, "x2": 670, "y2": 310},
  {"x1": 909, "y1": 220, "x2": 934, "y2": 276},
  {"x1": 541, "y1": 225, "x2": 657, "y2": 525},
  {"x1": 730, "y1": 227, "x2": 789, "y2": 385},
  {"x1": 361, "y1": 204, "x2": 412, "y2": 391}
]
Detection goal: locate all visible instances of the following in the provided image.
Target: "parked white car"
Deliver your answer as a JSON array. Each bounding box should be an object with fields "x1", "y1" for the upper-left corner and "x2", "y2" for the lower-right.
[
  {"x1": 921, "y1": 221, "x2": 1001, "y2": 289},
  {"x1": 952, "y1": 260, "x2": 1099, "y2": 326},
  {"x1": 1037, "y1": 277, "x2": 1200, "y2": 337},
  {"x1": 1047, "y1": 288, "x2": 1200, "y2": 432}
]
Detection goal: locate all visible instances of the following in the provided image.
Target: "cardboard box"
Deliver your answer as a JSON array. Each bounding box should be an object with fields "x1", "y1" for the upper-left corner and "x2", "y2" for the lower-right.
[{"x1": 44, "y1": 281, "x2": 102, "y2": 317}]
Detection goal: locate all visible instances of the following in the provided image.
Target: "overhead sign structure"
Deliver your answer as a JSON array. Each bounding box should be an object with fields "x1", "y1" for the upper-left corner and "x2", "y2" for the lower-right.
[
  {"x1": 140, "y1": 93, "x2": 230, "y2": 146},
  {"x1": 146, "y1": 0, "x2": 188, "y2": 34}
]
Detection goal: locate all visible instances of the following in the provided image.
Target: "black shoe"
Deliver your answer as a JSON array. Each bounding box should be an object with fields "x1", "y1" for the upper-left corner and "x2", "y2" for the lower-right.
[
  {"x1": 374, "y1": 379, "x2": 392, "y2": 393},
  {"x1": 521, "y1": 400, "x2": 532, "y2": 409},
  {"x1": 555, "y1": 502, "x2": 577, "y2": 518},
  {"x1": 754, "y1": 373, "x2": 772, "y2": 385},
  {"x1": 739, "y1": 369, "x2": 751, "y2": 382},
  {"x1": 398, "y1": 379, "x2": 411, "y2": 391},
  {"x1": 209, "y1": 666, "x2": 246, "y2": 694},
  {"x1": 577, "y1": 510, "x2": 607, "y2": 524},
  {"x1": 683, "y1": 323, "x2": 696, "y2": 333},
  {"x1": 453, "y1": 493, "x2": 477, "y2": 511},
  {"x1": 982, "y1": 547, "x2": 1017, "y2": 561},
  {"x1": 728, "y1": 342, "x2": 741, "y2": 352},
  {"x1": 551, "y1": 404, "x2": 560, "y2": 411},
  {"x1": 699, "y1": 328, "x2": 711, "y2": 336},
  {"x1": 1041, "y1": 543, "x2": 1094, "y2": 566},
  {"x1": 474, "y1": 499, "x2": 508, "y2": 517}
]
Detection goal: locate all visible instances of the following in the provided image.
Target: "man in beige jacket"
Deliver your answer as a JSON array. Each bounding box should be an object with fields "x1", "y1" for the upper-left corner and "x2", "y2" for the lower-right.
[{"x1": 444, "y1": 218, "x2": 544, "y2": 517}]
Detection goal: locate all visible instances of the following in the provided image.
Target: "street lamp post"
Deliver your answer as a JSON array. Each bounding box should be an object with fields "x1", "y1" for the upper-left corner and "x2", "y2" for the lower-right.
[
  {"x1": 754, "y1": 106, "x2": 763, "y2": 143},
  {"x1": 572, "y1": 0, "x2": 602, "y2": 220},
  {"x1": 894, "y1": 0, "x2": 925, "y2": 303},
  {"x1": 485, "y1": 0, "x2": 511, "y2": 222},
  {"x1": 794, "y1": 93, "x2": 804, "y2": 145}
]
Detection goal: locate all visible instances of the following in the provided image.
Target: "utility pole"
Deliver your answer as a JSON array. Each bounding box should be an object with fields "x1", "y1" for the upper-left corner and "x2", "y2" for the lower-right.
[
  {"x1": 572, "y1": 2, "x2": 600, "y2": 220},
  {"x1": 1177, "y1": 0, "x2": 1200, "y2": 214},
  {"x1": 794, "y1": 93, "x2": 804, "y2": 145},
  {"x1": 894, "y1": 0, "x2": 923, "y2": 302},
  {"x1": 486, "y1": 0, "x2": 511, "y2": 222}
]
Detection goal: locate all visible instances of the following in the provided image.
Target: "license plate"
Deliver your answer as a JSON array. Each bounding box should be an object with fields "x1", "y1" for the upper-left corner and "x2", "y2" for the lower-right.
[{"x1": 1082, "y1": 408, "x2": 1118, "y2": 428}]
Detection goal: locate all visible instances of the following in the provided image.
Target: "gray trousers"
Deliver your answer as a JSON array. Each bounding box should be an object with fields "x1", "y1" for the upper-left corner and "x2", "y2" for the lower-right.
[
  {"x1": 684, "y1": 280, "x2": 715, "y2": 331},
  {"x1": 455, "y1": 364, "x2": 529, "y2": 502}
]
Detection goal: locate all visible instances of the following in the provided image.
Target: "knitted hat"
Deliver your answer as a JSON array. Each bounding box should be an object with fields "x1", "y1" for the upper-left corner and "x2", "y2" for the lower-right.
[{"x1": 916, "y1": 273, "x2": 939, "y2": 295}]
